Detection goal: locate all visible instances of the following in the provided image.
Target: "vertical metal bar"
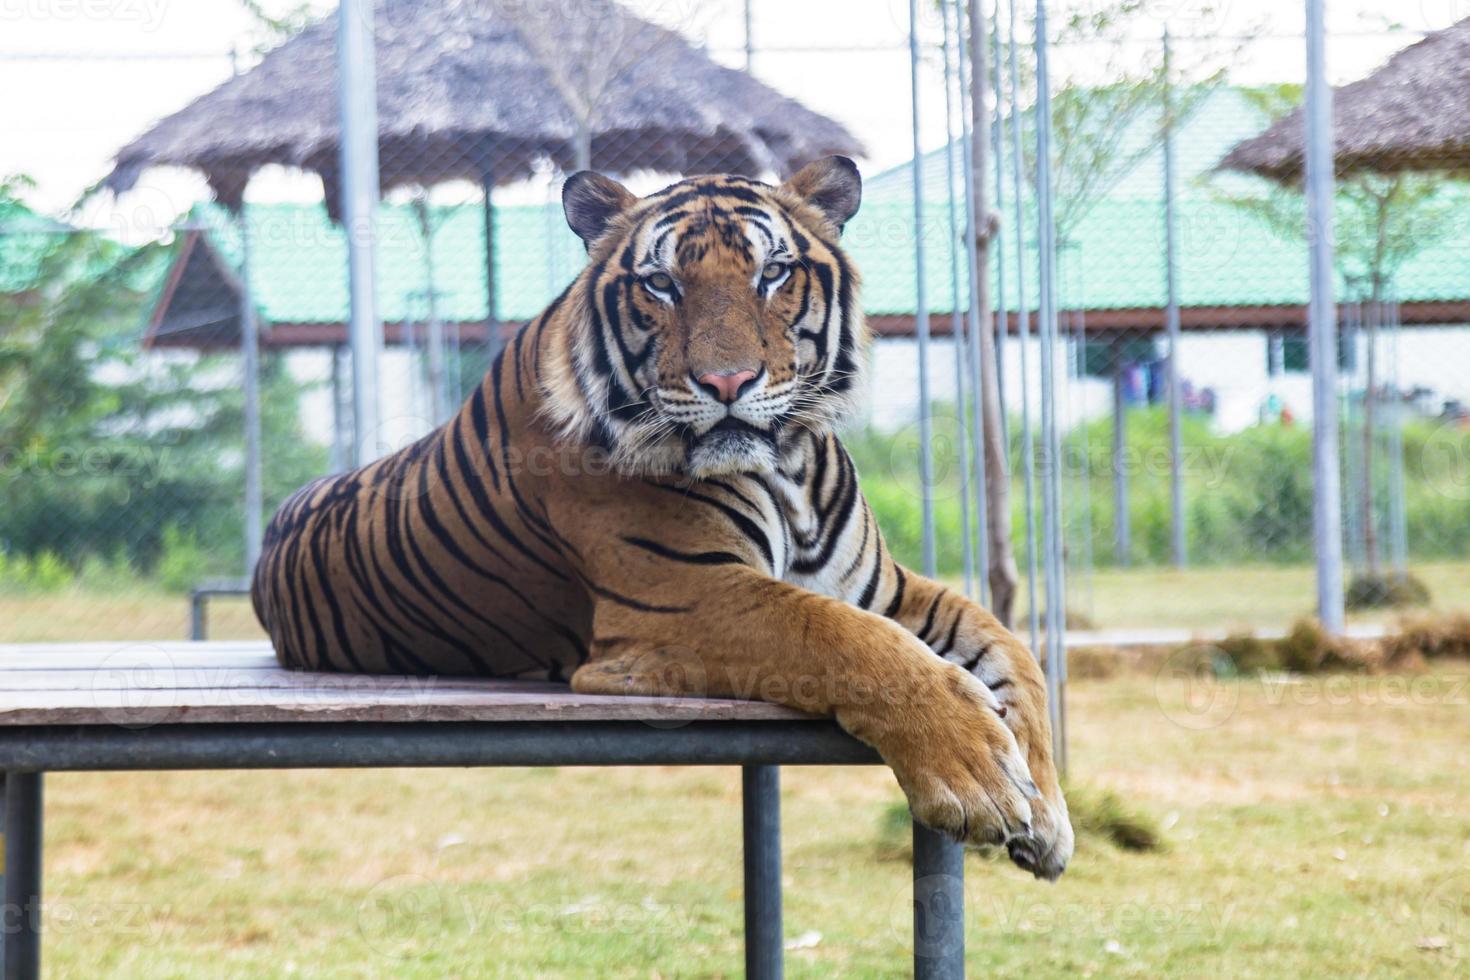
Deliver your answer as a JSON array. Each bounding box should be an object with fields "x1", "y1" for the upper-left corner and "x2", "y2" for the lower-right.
[
  {"x1": 189, "y1": 591, "x2": 206, "y2": 641},
  {"x1": 1005, "y1": 0, "x2": 1041, "y2": 656},
  {"x1": 939, "y1": 0, "x2": 976, "y2": 600},
  {"x1": 952, "y1": 0, "x2": 991, "y2": 607},
  {"x1": 339, "y1": 0, "x2": 383, "y2": 468},
  {"x1": 1358, "y1": 296, "x2": 1370, "y2": 575},
  {"x1": 1048, "y1": 130, "x2": 1071, "y2": 775},
  {"x1": 743, "y1": 0, "x2": 754, "y2": 71},
  {"x1": 1034, "y1": 0, "x2": 1068, "y2": 770},
  {"x1": 237, "y1": 212, "x2": 264, "y2": 573},
  {"x1": 1306, "y1": 0, "x2": 1345, "y2": 633},
  {"x1": 1112, "y1": 348, "x2": 1130, "y2": 566},
  {"x1": 419, "y1": 203, "x2": 448, "y2": 425},
  {"x1": 482, "y1": 173, "x2": 503, "y2": 364},
  {"x1": 328, "y1": 344, "x2": 347, "y2": 472},
  {"x1": 1342, "y1": 301, "x2": 1363, "y2": 572},
  {"x1": 909, "y1": 0, "x2": 937, "y2": 577},
  {"x1": 1386, "y1": 295, "x2": 1408, "y2": 574},
  {"x1": 1063, "y1": 281, "x2": 1095, "y2": 615},
  {"x1": 223, "y1": 54, "x2": 264, "y2": 575},
  {"x1": 965, "y1": 0, "x2": 1003, "y2": 615},
  {"x1": 742, "y1": 765, "x2": 783, "y2": 980},
  {"x1": 912, "y1": 824, "x2": 964, "y2": 979},
  {"x1": 990, "y1": 6, "x2": 1010, "y2": 452},
  {"x1": 913, "y1": 7, "x2": 968, "y2": 964},
  {"x1": 3, "y1": 772, "x2": 42, "y2": 980},
  {"x1": 1161, "y1": 27, "x2": 1186, "y2": 568}
]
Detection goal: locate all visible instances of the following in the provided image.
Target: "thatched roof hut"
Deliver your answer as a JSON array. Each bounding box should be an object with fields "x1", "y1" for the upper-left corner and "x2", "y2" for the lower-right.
[
  {"x1": 1219, "y1": 18, "x2": 1470, "y2": 179},
  {"x1": 102, "y1": 0, "x2": 863, "y2": 213}
]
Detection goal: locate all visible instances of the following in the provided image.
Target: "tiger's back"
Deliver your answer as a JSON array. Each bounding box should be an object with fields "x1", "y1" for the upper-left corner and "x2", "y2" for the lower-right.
[{"x1": 252, "y1": 335, "x2": 592, "y2": 678}]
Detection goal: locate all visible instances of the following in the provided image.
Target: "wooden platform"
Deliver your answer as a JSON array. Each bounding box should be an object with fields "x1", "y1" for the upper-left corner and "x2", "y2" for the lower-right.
[
  {"x1": 0, "y1": 642, "x2": 966, "y2": 980},
  {"x1": 0, "y1": 641, "x2": 815, "y2": 727}
]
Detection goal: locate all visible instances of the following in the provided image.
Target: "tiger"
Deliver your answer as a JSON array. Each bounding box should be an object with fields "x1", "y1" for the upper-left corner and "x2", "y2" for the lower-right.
[{"x1": 252, "y1": 156, "x2": 1073, "y2": 879}]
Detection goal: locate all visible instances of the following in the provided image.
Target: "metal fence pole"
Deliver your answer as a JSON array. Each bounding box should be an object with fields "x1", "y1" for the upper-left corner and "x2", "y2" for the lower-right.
[
  {"x1": 328, "y1": 345, "x2": 348, "y2": 472},
  {"x1": 958, "y1": 0, "x2": 993, "y2": 609},
  {"x1": 909, "y1": 0, "x2": 936, "y2": 576},
  {"x1": 1111, "y1": 347, "x2": 1130, "y2": 567},
  {"x1": 238, "y1": 212, "x2": 264, "y2": 572},
  {"x1": 1305, "y1": 0, "x2": 1345, "y2": 633},
  {"x1": 743, "y1": 0, "x2": 755, "y2": 72},
  {"x1": 338, "y1": 0, "x2": 383, "y2": 468},
  {"x1": 481, "y1": 171, "x2": 503, "y2": 363},
  {"x1": 742, "y1": 765, "x2": 782, "y2": 980},
  {"x1": 1005, "y1": 0, "x2": 1041, "y2": 657},
  {"x1": 949, "y1": 0, "x2": 991, "y2": 609},
  {"x1": 1387, "y1": 295, "x2": 1409, "y2": 574},
  {"x1": 940, "y1": 7, "x2": 976, "y2": 600},
  {"x1": 1342, "y1": 300, "x2": 1364, "y2": 572},
  {"x1": 1034, "y1": 0, "x2": 1068, "y2": 771},
  {"x1": 990, "y1": 7, "x2": 1010, "y2": 452},
  {"x1": 1161, "y1": 27, "x2": 1187, "y2": 568},
  {"x1": 416, "y1": 201, "x2": 449, "y2": 426},
  {"x1": 910, "y1": 6, "x2": 966, "y2": 969},
  {"x1": 189, "y1": 589, "x2": 207, "y2": 641}
]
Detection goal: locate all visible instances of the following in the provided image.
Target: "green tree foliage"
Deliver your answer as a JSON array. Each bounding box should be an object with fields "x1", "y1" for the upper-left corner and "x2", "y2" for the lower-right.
[
  {"x1": 1212, "y1": 85, "x2": 1459, "y2": 300},
  {"x1": 0, "y1": 179, "x2": 326, "y2": 586}
]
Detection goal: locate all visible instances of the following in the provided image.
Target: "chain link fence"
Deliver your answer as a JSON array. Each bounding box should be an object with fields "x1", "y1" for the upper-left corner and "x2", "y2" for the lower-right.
[{"x1": 4, "y1": 0, "x2": 1470, "y2": 643}]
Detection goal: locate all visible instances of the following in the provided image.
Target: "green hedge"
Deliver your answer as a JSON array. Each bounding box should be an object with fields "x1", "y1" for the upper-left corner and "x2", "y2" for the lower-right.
[{"x1": 845, "y1": 406, "x2": 1470, "y2": 575}]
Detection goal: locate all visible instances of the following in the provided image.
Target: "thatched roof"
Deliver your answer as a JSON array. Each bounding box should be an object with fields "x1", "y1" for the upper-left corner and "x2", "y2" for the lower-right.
[
  {"x1": 104, "y1": 0, "x2": 863, "y2": 211},
  {"x1": 1220, "y1": 18, "x2": 1470, "y2": 179}
]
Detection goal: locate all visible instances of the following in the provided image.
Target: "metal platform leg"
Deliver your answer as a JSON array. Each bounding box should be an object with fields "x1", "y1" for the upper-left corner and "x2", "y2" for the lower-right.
[
  {"x1": 189, "y1": 590, "x2": 207, "y2": 641},
  {"x1": 4, "y1": 771, "x2": 43, "y2": 980},
  {"x1": 742, "y1": 765, "x2": 782, "y2": 980},
  {"x1": 912, "y1": 822, "x2": 964, "y2": 979}
]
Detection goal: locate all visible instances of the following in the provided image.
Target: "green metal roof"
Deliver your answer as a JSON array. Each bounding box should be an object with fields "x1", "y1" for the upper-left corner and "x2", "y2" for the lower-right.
[
  {"x1": 861, "y1": 85, "x2": 1470, "y2": 313},
  {"x1": 187, "y1": 200, "x2": 586, "y2": 326},
  {"x1": 162, "y1": 86, "x2": 1470, "y2": 330}
]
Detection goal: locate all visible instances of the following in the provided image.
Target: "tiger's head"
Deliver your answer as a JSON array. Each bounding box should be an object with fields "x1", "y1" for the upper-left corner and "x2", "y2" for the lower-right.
[{"x1": 542, "y1": 157, "x2": 866, "y2": 480}]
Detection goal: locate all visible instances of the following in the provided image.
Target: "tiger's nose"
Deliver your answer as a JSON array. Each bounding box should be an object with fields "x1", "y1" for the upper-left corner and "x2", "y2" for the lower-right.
[{"x1": 694, "y1": 368, "x2": 759, "y2": 404}]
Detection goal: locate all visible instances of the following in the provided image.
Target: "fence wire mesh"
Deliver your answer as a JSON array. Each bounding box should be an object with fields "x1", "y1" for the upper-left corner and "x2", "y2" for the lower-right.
[{"x1": 3, "y1": 0, "x2": 1470, "y2": 645}]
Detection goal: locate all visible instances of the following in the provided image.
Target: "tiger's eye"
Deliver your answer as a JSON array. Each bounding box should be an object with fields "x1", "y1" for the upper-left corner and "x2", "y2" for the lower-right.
[
  {"x1": 646, "y1": 272, "x2": 674, "y2": 291},
  {"x1": 762, "y1": 262, "x2": 788, "y2": 281}
]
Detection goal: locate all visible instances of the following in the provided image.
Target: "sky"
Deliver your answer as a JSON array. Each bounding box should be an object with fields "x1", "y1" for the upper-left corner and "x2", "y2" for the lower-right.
[{"x1": 1, "y1": 0, "x2": 1464, "y2": 231}]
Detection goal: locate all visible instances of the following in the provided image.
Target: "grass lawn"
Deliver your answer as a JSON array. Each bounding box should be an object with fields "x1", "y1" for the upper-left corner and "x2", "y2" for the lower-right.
[
  {"x1": 31, "y1": 663, "x2": 1470, "y2": 977},
  {"x1": 1010, "y1": 559, "x2": 1470, "y2": 634},
  {"x1": 6, "y1": 560, "x2": 1470, "y2": 644}
]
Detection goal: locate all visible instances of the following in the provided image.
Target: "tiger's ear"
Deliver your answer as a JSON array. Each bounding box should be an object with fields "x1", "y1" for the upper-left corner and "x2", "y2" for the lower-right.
[
  {"x1": 563, "y1": 171, "x2": 637, "y2": 248},
  {"x1": 782, "y1": 156, "x2": 862, "y2": 233}
]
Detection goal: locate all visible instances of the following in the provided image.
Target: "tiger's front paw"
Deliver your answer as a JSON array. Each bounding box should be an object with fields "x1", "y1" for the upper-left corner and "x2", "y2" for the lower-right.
[
  {"x1": 964, "y1": 632, "x2": 1074, "y2": 880},
  {"x1": 845, "y1": 661, "x2": 1071, "y2": 880}
]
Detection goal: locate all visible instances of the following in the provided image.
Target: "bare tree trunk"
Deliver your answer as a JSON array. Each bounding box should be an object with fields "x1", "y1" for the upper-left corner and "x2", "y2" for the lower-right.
[{"x1": 969, "y1": 0, "x2": 1020, "y2": 625}]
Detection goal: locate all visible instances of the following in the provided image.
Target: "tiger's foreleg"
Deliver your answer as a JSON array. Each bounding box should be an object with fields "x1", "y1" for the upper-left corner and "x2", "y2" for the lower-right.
[
  {"x1": 880, "y1": 568, "x2": 1073, "y2": 878},
  {"x1": 570, "y1": 564, "x2": 1066, "y2": 877}
]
